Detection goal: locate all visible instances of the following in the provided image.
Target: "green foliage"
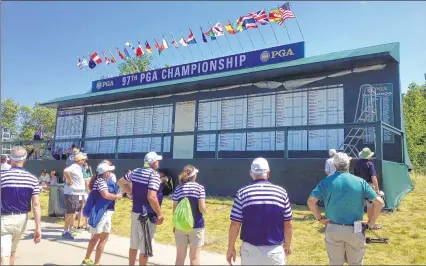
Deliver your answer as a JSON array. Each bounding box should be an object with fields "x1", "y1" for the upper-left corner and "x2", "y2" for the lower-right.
[
  {"x1": 0, "y1": 98, "x2": 20, "y2": 134},
  {"x1": 18, "y1": 103, "x2": 57, "y2": 140},
  {"x1": 403, "y1": 83, "x2": 426, "y2": 172},
  {"x1": 118, "y1": 55, "x2": 153, "y2": 75}
]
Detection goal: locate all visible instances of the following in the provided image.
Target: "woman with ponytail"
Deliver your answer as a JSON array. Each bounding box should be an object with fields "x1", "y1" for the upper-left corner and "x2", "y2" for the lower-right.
[
  {"x1": 82, "y1": 163, "x2": 122, "y2": 265},
  {"x1": 172, "y1": 165, "x2": 206, "y2": 265}
]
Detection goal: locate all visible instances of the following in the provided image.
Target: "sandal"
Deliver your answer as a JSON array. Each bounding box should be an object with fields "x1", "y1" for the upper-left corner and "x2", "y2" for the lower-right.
[{"x1": 370, "y1": 224, "x2": 382, "y2": 230}]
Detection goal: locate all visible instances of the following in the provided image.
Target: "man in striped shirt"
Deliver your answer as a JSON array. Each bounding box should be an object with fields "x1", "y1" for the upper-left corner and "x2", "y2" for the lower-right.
[
  {"x1": 1, "y1": 146, "x2": 42, "y2": 265},
  {"x1": 118, "y1": 151, "x2": 164, "y2": 266},
  {"x1": 227, "y1": 157, "x2": 293, "y2": 265}
]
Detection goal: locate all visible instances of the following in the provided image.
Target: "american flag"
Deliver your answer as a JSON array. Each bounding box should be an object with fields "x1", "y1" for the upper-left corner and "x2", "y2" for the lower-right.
[
  {"x1": 249, "y1": 9, "x2": 270, "y2": 25},
  {"x1": 279, "y1": 3, "x2": 295, "y2": 21}
]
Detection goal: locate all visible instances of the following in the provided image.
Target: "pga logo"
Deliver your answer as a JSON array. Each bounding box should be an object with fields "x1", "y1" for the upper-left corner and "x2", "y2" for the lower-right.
[{"x1": 96, "y1": 80, "x2": 114, "y2": 90}]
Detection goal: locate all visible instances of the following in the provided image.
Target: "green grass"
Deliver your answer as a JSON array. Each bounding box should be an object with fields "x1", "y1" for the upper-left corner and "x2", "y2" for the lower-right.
[{"x1": 38, "y1": 173, "x2": 426, "y2": 264}]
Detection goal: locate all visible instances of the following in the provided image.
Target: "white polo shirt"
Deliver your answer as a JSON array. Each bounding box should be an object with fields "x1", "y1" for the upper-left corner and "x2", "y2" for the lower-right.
[
  {"x1": 325, "y1": 157, "x2": 336, "y2": 176},
  {"x1": 63, "y1": 163, "x2": 86, "y2": 195}
]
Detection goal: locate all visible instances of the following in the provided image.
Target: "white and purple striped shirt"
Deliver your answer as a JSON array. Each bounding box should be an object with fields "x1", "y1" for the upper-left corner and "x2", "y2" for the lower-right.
[
  {"x1": 172, "y1": 181, "x2": 206, "y2": 228},
  {"x1": 230, "y1": 179, "x2": 292, "y2": 246},
  {"x1": 92, "y1": 177, "x2": 108, "y2": 192},
  {"x1": 124, "y1": 167, "x2": 160, "y2": 214},
  {"x1": 1, "y1": 167, "x2": 40, "y2": 213}
]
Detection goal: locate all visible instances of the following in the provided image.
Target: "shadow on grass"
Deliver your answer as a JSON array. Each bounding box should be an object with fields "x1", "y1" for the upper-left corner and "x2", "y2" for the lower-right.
[{"x1": 41, "y1": 215, "x2": 64, "y2": 224}]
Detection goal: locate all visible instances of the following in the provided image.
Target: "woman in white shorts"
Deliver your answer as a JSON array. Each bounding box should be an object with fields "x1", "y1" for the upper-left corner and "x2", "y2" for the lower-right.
[
  {"x1": 81, "y1": 163, "x2": 122, "y2": 265},
  {"x1": 172, "y1": 165, "x2": 207, "y2": 265}
]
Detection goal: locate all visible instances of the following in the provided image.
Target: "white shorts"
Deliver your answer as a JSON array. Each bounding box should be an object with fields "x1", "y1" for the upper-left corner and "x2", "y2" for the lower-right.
[
  {"x1": 240, "y1": 242, "x2": 286, "y2": 265},
  {"x1": 1, "y1": 213, "x2": 28, "y2": 257},
  {"x1": 89, "y1": 211, "x2": 113, "y2": 234},
  {"x1": 130, "y1": 212, "x2": 157, "y2": 254}
]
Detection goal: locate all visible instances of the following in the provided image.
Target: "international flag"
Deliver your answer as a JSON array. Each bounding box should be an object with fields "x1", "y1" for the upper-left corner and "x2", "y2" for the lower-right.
[
  {"x1": 136, "y1": 41, "x2": 144, "y2": 56},
  {"x1": 90, "y1": 53, "x2": 102, "y2": 64},
  {"x1": 178, "y1": 37, "x2": 188, "y2": 47},
  {"x1": 249, "y1": 10, "x2": 270, "y2": 25},
  {"x1": 236, "y1": 17, "x2": 247, "y2": 31},
  {"x1": 161, "y1": 39, "x2": 169, "y2": 50},
  {"x1": 108, "y1": 49, "x2": 117, "y2": 63},
  {"x1": 145, "y1": 41, "x2": 153, "y2": 53},
  {"x1": 77, "y1": 57, "x2": 88, "y2": 69},
  {"x1": 88, "y1": 59, "x2": 96, "y2": 69},
  {"x1": 269, "y1": 8, "x2": 283, "y2": 24},
  {"x1": 225, "y1": 22, "x2": 236, "y2": 34},
  {"x1": 200, "y1": 27, "x2": 208, "y2": 43},
  {"x1": 102, "y1": 50, "x2": 111, "y2": 65},
  {"x1": 243, "y1": 17, "x2": 258, "y2": 29},
  {"x1": 124, "y1": 47, "x2": 131, "y2": 58},
  {"x1": 172, "y1": 40, "x2": 179, "y2": 48},
  {"x1": 212, "y1": 23, "x2": 225, "y2": 36},
  {"x1": 279, "y1": 3, "x2": 295, "y2": 21},
  {"x1": 187, "y1": 29, "x2": 196, "y2": 44},
  {"x1": 116, "y1": 47, "x2": 125, "y2": 60},
  {"x1": 205, "y1": 29, "x2": 216, "y2": 40}
]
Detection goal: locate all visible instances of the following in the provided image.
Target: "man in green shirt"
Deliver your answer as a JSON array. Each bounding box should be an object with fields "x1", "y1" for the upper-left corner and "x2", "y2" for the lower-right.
[{"x1": 307, "y1": 152, "x2": 384, "y2": 265}]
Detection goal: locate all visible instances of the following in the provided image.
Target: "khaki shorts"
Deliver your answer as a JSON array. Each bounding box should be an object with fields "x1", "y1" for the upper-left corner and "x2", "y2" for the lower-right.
[
  {"x1": 1, "y1": 213, "x2": 28, "y2": 257},
  {"x1": 33, "y1": 142, "x2": 41, "y2": 152},
  {"x1": 240, "y1": 241, "x2": 286, "y2": 265},
  {"x1": 89, "y1": 211, "x2": 113, "y2": 235},
  {"x1": 325, "y1": 223, "x2": 366, "y2": 265},
  {"x1": 174, "y1": 228, "x2": 205, "y2": 248},
  {"x1": 130, "y1": 212, "x2": 157, "y2": 254}
]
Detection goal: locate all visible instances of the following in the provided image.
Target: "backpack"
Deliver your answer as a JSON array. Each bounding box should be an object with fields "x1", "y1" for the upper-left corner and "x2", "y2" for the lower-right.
[{"x1": 173, "y1": 197, "x2": 194, "y2": 232}]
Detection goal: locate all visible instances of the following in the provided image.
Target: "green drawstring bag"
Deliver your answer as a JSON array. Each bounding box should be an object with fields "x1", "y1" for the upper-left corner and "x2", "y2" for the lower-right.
[{"x1": 173, "y1": 197, "x2": 194, "y2": 232}]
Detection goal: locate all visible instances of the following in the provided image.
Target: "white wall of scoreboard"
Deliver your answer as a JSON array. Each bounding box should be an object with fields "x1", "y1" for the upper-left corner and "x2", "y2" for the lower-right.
[{"x1": 54, "y1": 84, "x2": 345, "y2": 156}]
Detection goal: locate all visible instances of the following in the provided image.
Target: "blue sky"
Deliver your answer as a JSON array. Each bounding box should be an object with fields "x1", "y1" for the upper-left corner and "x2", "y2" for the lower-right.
[{"x1": 1, "y1": 1, "x2": 425, "y2": 106}]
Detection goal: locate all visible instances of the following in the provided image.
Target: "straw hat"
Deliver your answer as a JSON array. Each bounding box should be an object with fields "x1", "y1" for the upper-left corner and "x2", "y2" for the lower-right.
[{"x1": 359, "y1": 147, "x2": 374, "y2": 159}]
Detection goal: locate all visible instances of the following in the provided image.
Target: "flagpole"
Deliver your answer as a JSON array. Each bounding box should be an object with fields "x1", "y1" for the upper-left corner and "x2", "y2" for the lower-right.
[
  {"x1": 145, "y1": 41, "x2": 160, "y2": 69},
  {"x1": 266, "y1": 8, "x2": 280, "y2": 44},
  {"x1": 200, "y1": 27, "x2": 214, "y2": 58},
  {"x1": 218, "y1": 21, "x2": 234, "y2": 54},
  {"x1": 180, "y1": 30, "x2": 196, "y2": 62},
  {"x1": 239, "y1": 19, "x2": 256, "y2": 50},
  {"x1": 254, "y1": 24, "x2": 267, "y2": 47},
  {"x1": 207, "y1": 22, "x2": 224, "y2": 56},
  {"x1": 137, "y1": 42, "x2": 155, "y2": 70},
  {"x1": 277, "y1": 4, "x2": 292, "y2": 43},
  {"x1": 190, "y1": 28, "x2": 205, "y2": 60},
  {"x1": 162, "y1": 34, "x2": 179, "y2": 66},
  {"x1": 108, "y1": 49, "x2": 120, "y2": 76},
  {"x1": 170, "y1": 33, "x2": 187, "y2": 63},
  {"x1": 153, "y1": 38, "x2": 166, "y2": 67},
  {"x1": 289, "y1": 2, "x2": 304, "y2": 40},
  {"x1": 101, "y1": 50, "x2": 108, "y2": 73},
  {"x1": 228, "y1": 20, "x2": 245, "y2": 52}
]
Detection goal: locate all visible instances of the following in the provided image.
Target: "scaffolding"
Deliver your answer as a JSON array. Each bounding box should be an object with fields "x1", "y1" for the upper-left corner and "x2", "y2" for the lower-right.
[
  {"x1": 338, "y1": 84, "x2": 378, "y2": 157},
  {"x1": 1, "y1": 127, "x2": 13, "y2": 155}
]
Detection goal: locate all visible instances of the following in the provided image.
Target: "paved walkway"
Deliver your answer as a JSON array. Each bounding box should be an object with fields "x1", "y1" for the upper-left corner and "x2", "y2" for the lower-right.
[{"x1": 14, "y1": 219, "x2": 239, "y2": 265}]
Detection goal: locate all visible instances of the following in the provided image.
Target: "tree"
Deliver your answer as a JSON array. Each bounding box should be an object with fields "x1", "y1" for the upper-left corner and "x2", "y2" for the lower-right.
[
  {"x1": 18, "y1": 103, "x2": 56, "y2": 140},
  {"x1": 118, "y1": 55, "x2": 153, "y2": 75},
  {"x1": 403, "y1": 82, "x2": 426, "y2": 172},
  {"x1": 0, "y1": 98, "x2": 20, "y2": 134}
]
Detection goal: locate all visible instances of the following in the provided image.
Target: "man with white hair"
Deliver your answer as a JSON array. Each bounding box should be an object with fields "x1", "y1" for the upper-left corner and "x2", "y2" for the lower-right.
[
  {"x1": 226, "y1": 157, "x2": 293, "y2": 265},
  {"x1": 1, "y1": 146, "x2": 42, "y2": 265},
  {"x1": 325, "y1": 149, "x2": 337, "y2": 176},
  {"x1": 118, "y1": 151, "x2": 164, "y2": 266},
  {"x1": 1, "y1": 154, "x2": 11, "y2": 171},
  {"x1": 307, "y1": 152, "x2": 384, "y2": 265}
]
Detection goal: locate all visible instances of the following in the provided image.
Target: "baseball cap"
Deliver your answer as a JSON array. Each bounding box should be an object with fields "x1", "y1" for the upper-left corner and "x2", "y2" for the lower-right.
[
  {"x1": 97, "y1": 163, "x2": 115, "y2": 174},
  {"x1": 333, "y1": 152, "x2": 352, "y2": 166},
  {"x1": 74, "y1": 153, "x2": 88, "y2": 162},
  {"x1": 329, "y1": 149, "x2": 337, "y2": 157},
  {"x1": 144, "y1": 152, "x2": 163, "y2": 164},
  {"x1": 250, "y1": 157, "x2": 270, "y2": 175}
]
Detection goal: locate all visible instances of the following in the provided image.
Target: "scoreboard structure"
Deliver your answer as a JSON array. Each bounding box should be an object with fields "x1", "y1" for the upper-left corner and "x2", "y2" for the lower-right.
[{"x1": 40, "y1": 42, "x2": 413, "y2": 207}]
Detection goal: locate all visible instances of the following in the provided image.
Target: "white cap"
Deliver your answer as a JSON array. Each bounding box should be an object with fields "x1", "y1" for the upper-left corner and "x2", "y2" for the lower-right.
[
  {"x1": 250, "y1": 157, "x2": 270, "y2": 175},
  {"x1": 97, "y1": 163, "x2": 115, "y2": 174},
  {"x1": 329, "y1": 149, "x2": 337, "y2": 157},
  {"x1": 144, "y1": 152, "x2": 163, "y2": 164},
  {"x1": 333, "y1": 152, "x2": 352, "y2": 166},
  {"x1": 188, "y1": 168, "x2": 199, "y2": 178}
]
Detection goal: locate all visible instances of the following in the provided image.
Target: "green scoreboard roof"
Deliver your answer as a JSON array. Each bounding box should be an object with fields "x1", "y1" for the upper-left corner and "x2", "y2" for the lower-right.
[{"x1": 42, "y1": 42, "x2": 400, "y2": 108}]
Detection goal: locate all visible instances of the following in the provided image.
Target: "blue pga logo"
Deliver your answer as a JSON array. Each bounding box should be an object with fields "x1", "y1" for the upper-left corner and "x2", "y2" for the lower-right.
[
  {"x1": 96, "y1": 80, "x2": 115, "y2": 90},
  {"x1": 260, "y1": 48, "x2": 295, "y2": 63},
  {"x1": 260, "y1": 51, "x2": 271, "y2": 63}
]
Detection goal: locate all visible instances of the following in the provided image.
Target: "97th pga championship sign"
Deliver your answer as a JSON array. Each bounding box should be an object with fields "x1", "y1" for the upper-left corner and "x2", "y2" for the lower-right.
[{"x1": 92, "y1": 41, "x2": 305, "y2": 92}]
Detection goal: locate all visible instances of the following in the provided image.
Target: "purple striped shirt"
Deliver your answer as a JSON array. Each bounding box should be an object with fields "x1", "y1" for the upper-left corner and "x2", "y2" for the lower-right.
[{"x1": 172, "y1": 181, "x2": 206, "y2": 228}]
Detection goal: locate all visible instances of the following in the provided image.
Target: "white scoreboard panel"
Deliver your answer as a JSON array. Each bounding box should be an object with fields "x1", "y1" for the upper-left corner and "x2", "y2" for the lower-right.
[
  {"x1": 55, "y1": 109, "x2": 84, "y2": 140},
  {"x1": 196, "y1": 85, "x2": 344, "y2": 152},
  {"x1": 84, "y1": 105, "x2": 172, "y2": 154}
]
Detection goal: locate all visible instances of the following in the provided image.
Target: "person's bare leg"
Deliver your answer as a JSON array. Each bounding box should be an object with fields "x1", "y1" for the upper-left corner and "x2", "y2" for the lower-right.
[
  {"x1": 139, "y1": 253, "x2": 149, "y2": 265},
  {"x1": 85, "y1": 234, "x2": 100, "y2": 260},
  {"x1": 78, "y1": 208, "x2": 83, "y2": 228},
  {"x1": 175, "y1": 245, "x2": 188, "y2": 265},
  {"x1": 129, "y1": 249, "x2": 138, "y2": 266},
  {"x1": 94, "y1": 233, "x2": 109, "y2": 265},
  {"x1": 189, "y1": 246, "x2": 201, "y2": 266},
  {"x1": 64, "y1": 214, "x2": 74, "y2": 231}
]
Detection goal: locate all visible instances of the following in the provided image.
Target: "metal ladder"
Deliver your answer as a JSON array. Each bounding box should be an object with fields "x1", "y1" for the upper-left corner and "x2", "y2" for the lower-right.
[{"x1": 338, "y1": 84, "x2": 377, "y2": 157}]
